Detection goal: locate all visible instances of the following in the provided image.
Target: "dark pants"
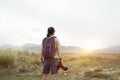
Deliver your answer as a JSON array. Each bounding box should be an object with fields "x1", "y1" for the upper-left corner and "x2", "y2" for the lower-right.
[{"x1": 43, "y1": 58, "x2": 58, "y2": 74}]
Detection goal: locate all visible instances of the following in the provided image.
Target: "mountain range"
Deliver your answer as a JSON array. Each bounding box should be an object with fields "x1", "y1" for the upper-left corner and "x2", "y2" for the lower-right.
[
  {"x1": 0, "y1": 43, "x2": 120, "y2": 53},
  {"x1": 0, "y1": 43, "x2": 84, "y2": 53}
]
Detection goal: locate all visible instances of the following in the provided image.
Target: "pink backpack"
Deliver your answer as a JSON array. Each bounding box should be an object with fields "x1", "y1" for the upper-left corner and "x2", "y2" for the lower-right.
[{"x1": 42, "y1": 37, "x2": 56, "y2": 59}]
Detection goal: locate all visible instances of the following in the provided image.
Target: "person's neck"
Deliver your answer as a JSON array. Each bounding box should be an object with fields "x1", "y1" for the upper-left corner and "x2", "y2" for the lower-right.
[{"x1": 50, "y1": 35, "x2": 54, "y2": 37}]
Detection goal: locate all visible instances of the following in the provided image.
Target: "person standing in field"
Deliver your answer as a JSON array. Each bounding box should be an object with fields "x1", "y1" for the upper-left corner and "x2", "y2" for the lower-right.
[{"x1": 40, "y1": 27, "x2": 62, "y2": 80}]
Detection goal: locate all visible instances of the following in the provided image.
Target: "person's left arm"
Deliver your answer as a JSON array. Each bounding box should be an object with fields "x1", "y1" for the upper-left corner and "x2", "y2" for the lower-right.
[{"x1": 40, "y1": 43, "x2": 44, "y2": 63}]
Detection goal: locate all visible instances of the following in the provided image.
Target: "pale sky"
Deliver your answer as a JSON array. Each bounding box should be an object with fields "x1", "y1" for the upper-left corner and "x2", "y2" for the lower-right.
[{"x1": 0, "y1": 0, "x2": 120, "y2": 49}]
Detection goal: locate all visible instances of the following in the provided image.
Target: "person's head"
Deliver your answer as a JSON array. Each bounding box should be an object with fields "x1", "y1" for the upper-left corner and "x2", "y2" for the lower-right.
[{"x1": 47, "y1": 27, "x2": 55, "y2": 37}]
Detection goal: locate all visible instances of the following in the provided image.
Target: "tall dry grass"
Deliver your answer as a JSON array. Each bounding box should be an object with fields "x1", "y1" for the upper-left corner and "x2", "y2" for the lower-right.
[{"x1": 0, "y1": 48, "x2": 15, "y2": 67}]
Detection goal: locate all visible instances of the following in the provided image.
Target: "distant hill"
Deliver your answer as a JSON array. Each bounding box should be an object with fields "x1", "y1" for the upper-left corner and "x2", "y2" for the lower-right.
[
  {"x1": 60, "y1": 46, "x2": 84, "y2": 53},
  {"x1": 0, "y1": 44, "x2": 120, "y2": 53},
  {"x1": 95, "y1": 45, "x2": 120, "y2": 53},
  {"x1": 22, "y1": 43, "x2": 41, "y2": 52},
  {"x1": 0, "y1": 44, "x2": 18, "y2": 50},
  {"x1": 0, "y1": 43, "x2": 83, "y2": 53}
]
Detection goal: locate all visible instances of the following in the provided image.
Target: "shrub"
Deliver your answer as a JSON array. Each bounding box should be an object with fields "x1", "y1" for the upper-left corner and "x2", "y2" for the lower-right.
[{"x1": 0, "y1": 48, "x2": 15, "y2": 67}]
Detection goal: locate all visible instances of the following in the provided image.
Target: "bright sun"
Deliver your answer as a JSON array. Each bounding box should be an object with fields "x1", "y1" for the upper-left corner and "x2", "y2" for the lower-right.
[
  {"x1": 85, "y1": 43, "x2": 98, "y2": 51},
  {"x1": 84, "y1": 40, "x2": 102, "y2": 51}
]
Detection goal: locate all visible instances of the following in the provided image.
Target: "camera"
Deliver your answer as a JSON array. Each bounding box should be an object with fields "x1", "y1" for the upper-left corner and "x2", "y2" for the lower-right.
[{"x1": 57, "y1": 61, "x2": 68, "y2": 71}]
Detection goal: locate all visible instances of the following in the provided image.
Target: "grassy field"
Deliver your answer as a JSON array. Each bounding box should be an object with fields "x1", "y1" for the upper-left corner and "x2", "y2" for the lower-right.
[{"x1": 0, "y1": 48, "x2": 120, "y2": 80}]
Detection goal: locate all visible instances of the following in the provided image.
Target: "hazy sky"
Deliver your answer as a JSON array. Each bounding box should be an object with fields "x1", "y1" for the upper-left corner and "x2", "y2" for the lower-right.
[{"x1": 0, "y1": 0, "x2": 120, "y2": 48}]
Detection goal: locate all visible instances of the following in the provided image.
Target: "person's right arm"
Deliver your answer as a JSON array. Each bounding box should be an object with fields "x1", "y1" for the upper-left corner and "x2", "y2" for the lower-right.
[{"x1": 56, "y1": 39, "x2": 62, "y2": 61}]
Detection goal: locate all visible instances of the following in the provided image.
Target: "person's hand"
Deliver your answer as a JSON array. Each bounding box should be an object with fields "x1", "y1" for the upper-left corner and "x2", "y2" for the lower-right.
[
  {"x1": 58, "y1": 58, "x2": 62, "y2": 63},
  {"x1": 40, "y1": 58, "x2": 44, "y2": 64}
]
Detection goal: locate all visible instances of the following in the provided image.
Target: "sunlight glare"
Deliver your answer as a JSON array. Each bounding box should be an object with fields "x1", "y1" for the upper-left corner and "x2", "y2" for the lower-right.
[{"x1": 84, "y1": 40, "x2": 102, "y2": 51}]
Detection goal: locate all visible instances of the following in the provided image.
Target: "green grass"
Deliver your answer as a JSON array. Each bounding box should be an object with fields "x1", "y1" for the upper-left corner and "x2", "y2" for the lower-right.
[
  {"x1": 85, "y1": 71, "x2": 110, "y2": 79},
  {"x1": 1, "y1": 49, "x2": 120, "y2": 80}
]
